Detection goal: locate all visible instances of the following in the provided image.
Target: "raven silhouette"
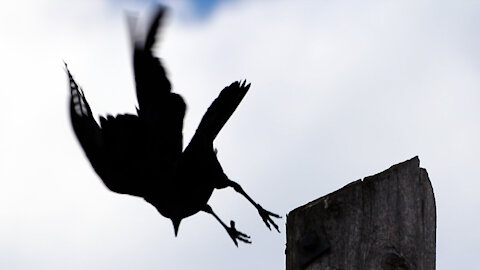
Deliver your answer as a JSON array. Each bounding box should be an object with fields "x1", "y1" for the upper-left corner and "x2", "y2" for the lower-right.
[{"x1": 66, "y1": 6, "x2": 280, "y2": 246}]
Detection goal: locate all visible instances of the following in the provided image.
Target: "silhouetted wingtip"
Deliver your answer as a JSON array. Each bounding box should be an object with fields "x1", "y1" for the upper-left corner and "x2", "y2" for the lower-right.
[
  {"x1": 232, "y1": 80, "x2": 251, "y2": 90},
  {"x1": 238, "y1": 80, "x2": 251, "y2": 90},
  {"x1": 144, "y1": 5, "x2": 168, "y2": 50},
  {"x1": 125, "y1": 11, "x2": 139, "y2": 48},
  {"x1": 64, "y1": 61, "x2": 72, "y2": 76}
]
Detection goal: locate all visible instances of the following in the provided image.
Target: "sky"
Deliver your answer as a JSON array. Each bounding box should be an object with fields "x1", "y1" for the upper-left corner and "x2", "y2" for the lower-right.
[{"x1": 1, "y1": 0, "x2": 479, "y2": 269}]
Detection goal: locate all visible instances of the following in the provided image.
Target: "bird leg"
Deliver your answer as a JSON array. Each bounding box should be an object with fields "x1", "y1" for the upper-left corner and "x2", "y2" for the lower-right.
[
  {"x1": 203, "y1": 204, "x2": 251, "y2": 246},
  {"x1": 226, "y1": 180, "x2": 281, "y2": 232}
]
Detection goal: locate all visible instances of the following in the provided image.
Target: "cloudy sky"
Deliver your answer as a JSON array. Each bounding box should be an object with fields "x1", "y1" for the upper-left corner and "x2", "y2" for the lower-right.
[{"x1": 1, "y1": 0, "x2": 479, "y2": 269}]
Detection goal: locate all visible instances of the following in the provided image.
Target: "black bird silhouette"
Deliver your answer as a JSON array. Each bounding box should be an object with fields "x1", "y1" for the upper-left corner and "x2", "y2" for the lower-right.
[{"x1": 66, "y1": 6, "x2": 280, "y2": 246}]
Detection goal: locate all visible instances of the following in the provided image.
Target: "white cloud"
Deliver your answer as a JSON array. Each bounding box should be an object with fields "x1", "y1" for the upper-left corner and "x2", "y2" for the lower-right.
[{"x1": 1, "y1": 0, "x2": 479, "y2": 269}]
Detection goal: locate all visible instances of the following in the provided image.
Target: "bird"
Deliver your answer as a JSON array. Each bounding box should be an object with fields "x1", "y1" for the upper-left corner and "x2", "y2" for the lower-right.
[{"x1": 66, "y1": 6, "x2": 280, "y2": 246}]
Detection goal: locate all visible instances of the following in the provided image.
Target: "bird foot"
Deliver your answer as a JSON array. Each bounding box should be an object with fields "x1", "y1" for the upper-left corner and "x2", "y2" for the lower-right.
[
  {"x1": 227, "y1": 220, "x2": 251, "y2": 246},
  {"x1": 257, "y1": 205, "x2": 281, "y2": 233}
]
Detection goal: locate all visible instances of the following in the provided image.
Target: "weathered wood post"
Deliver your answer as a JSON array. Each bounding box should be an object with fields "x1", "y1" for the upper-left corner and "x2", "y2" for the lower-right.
[{"x1": 286, "y1": 157, "x2": 436, "y2": 270}]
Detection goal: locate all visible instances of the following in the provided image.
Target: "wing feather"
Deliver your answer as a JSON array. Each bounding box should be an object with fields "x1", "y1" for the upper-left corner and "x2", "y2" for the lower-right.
[
  {"x1": 66, "y1": 63, "x2": 102, "y2": 161},
  {"x1": 133, "y1": 6, "x2": 179, "y2": 120},
  {"x1": 193, "y1": 80, "x2": 251, "y2": 142},
  {"x1": 66, "y1": 64, "x2": 148, "y2": 197},
  {"x1": 131, "y1": 6, "x2": 185, "y2": 154}
]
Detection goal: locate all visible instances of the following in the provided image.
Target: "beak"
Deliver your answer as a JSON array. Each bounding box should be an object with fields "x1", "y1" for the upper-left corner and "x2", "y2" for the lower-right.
[{"x1": 172, "y1": 218, "x2": 181, "y2": 237}]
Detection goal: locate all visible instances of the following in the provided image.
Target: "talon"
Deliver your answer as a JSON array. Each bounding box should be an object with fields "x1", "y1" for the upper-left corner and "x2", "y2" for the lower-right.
[
  {"x1": 257, "y1": 207, "x2": 281, "y2": 233},
  {"x1": 227, "y1": 220, "x2": 251, "y2": 246}
]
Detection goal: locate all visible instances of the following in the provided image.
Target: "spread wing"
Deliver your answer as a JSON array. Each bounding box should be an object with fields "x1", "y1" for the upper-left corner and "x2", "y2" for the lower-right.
[
  {"x1": 66, "y1": 65, "x2": 150, "y2": 197},
  {"x1": 192, "y1": 80, "x2": 251, "y2": 142},
  {"x1": 131, "y1": 7, "x2": 185, "y2": 120},
  {"x1": 130, "y1": 6, "x2": 185, "y2": 154},
  {"x1": 67, "y1": 63, "x2": 103, "y2": 171}
]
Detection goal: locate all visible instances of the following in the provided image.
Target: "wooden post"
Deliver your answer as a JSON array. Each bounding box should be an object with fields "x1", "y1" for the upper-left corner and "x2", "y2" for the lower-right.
[{"x1": 286, "y1": 157, "x2": 436, "y2": 270}]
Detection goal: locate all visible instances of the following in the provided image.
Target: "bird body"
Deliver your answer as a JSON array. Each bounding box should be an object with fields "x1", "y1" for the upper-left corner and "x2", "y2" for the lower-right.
[{"x1": 67, "y1": 6, "x2": 280, "y2": 246}]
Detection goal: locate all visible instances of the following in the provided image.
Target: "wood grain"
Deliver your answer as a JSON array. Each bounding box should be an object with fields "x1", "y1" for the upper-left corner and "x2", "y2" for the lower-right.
[{"x1": 286, "y1": 157, "x2": 436, "y2": 270}]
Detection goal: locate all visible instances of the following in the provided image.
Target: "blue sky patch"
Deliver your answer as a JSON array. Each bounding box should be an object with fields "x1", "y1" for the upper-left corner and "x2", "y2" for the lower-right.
[
  {"x1": 190, "y1": 0, "x2": 223, "y2": 18},
  {"x1": 107, "y1": 0, "x2": 231, "y2": 20}
]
